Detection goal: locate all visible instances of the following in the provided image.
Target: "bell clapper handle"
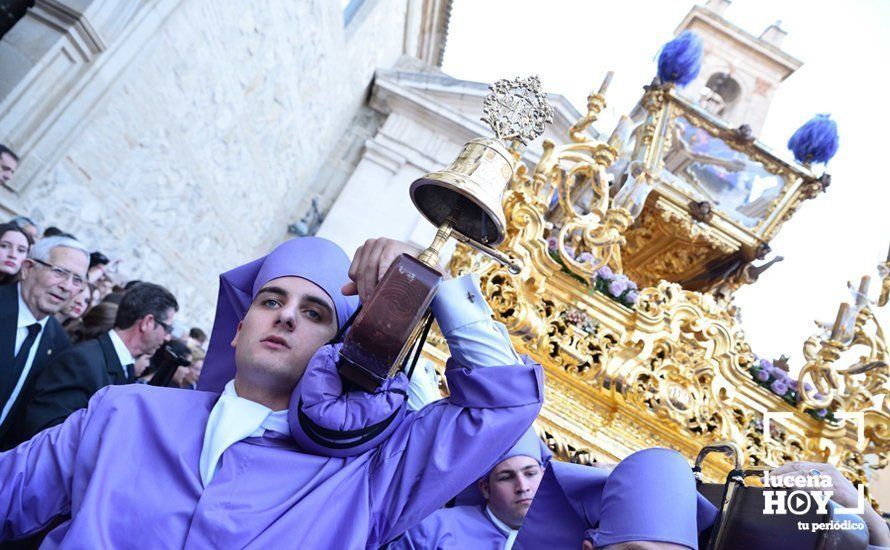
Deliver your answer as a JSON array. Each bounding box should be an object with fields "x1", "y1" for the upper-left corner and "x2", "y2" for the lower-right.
[
  {"x1": 417, "y1": 218, "x2": 455, "y2": 269},
  {"x1": 417, "y1": 207, "x2": 523, "y2": 276},
  {"x1": 453, "y1": 233, "x2": 522, "y2": 275}
]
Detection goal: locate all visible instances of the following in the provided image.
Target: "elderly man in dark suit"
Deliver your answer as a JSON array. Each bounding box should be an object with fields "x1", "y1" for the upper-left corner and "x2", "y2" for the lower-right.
[
  {"x1": 0, "y1": 236, "x2": 89, "y2": 448},
  {"x1": 15, "y1": 282, "x2": 178, "y2": 443}
]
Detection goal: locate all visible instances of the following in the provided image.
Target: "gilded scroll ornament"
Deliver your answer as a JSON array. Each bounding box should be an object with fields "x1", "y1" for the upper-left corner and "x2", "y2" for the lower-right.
[{"x1": 426, "y1": 75, "x2": 889, "y2": 505}]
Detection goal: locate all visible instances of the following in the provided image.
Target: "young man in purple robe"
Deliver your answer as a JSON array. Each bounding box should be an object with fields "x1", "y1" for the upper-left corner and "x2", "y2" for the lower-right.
[
  {"x1": 0, "y1": 236, "x2": 544, "y2": 548},
  {"x1": 386, "y1": 428, "x2": 550, "y2": 549}
]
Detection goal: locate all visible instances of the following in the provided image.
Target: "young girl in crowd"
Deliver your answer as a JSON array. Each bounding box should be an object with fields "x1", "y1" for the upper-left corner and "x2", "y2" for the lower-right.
[{"x1": 0, "y1": 222, "x2": 32, "y2": 285}]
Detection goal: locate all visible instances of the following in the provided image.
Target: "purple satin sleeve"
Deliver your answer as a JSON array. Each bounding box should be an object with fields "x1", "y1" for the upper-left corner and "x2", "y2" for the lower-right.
[
  {"x1": 0, "y1": 392, "x2": 99, "y2": 541},
  {"x1": 368, "y1": 354, "x2": 544, "y2": 544},
  {"x1": 432, "y1": 275, "x2": 520, "y2": 368},
  {"x1": 289, "y1": 344, "x2": 409, "y2": 457}
]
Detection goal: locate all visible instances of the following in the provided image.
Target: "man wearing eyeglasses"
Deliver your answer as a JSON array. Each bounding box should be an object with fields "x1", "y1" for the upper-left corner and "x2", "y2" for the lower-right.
[
  {"x1": 0, "y1": 236, "x2": 89, "y2": 447},
  {"x1": 9, "y1": 282, "x2": 178, "y2": 447}
]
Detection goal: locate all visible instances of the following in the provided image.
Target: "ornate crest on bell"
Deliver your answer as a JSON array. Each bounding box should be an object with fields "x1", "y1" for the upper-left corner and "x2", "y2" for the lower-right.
[{"x1": 410, "y1": 76, "x2": 554, "y2": 271}]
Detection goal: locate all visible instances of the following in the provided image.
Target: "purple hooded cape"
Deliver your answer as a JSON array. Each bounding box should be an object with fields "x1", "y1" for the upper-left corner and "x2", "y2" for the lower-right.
[
  {"x1": 385, "y1": 505, "x2": 508, "y2": 550},
  {"x1": 198, "y1": 236, "x2": 359, "y2": 393},
  {"x1": 0, "y1": 237, "x2": 545, "y2": 548},
  {"x1": 514, "y1": 448, "x2": 719, "y2": 550}
]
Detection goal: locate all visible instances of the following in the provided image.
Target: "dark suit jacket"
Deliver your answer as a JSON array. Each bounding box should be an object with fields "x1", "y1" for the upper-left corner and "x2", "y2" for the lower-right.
[
  {"x1": 0, "y1": 283, "x2": 70, "y2": 448},
  {"x1": 14, "y1": 331, "x2": 132, "y2": 445}
]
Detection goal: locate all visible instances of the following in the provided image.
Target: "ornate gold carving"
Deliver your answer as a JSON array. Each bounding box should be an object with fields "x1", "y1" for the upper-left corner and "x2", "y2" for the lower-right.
[
  {"x1": 621, "y1": 200, "x2": 738, "y2": 289},
  {"x1": 798, "y1": 305, "x2": 888, "y2": 414},
  {"x1": 426, "y1": 78, "x2": 887, "y2": 508},
  {"x1": 455, "y1": 237, "x2": 888, "y2": 493}
]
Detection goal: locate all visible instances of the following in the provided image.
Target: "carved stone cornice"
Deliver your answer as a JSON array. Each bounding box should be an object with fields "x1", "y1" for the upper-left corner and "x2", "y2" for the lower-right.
[{"x1": 0, "y1": 0, "x2": 183, "y2": 214}]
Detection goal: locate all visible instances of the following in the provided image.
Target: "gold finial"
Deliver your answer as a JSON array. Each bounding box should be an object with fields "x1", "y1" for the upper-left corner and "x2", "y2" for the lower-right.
[
  {"x1": 569, "y1": 71, "x2": 614, "y2": 143},
  {"x1": 482, "y1": 75, "x2": 554, "y2": 152}
]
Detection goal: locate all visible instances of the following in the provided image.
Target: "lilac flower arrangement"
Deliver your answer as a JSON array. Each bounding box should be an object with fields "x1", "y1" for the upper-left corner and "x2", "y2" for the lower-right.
[
  {"x1": 546, "y1": 237, "x2": 640, "y2": 308},
  {"x1": 546, "y1": 238, "x2": 589, "y2": 287},
  {"x1": 748, "y1": 357, "x2": 835, "y2": 423},
  {"x1": 594, "y1": 266, "x2": 639, "y2": 308}
]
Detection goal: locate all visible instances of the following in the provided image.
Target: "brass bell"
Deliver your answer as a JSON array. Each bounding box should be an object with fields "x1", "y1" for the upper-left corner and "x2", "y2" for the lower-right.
[
  {"x1": 409, "y1": 76, "x2": 553, "y2": 274},
  {"x1": 409, "y1": 137, "x2": 514, "y2": 247}
]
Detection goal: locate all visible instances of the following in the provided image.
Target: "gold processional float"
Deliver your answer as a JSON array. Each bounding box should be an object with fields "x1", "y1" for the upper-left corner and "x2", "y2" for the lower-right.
[{"x1": 411, "y1": 44, "x2": 888, "y2": 510}]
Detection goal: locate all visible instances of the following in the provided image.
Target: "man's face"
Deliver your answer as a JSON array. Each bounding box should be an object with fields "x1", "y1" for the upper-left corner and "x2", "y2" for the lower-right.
[
  {"x1": 0, "y1": 229, "x2": 29, "y2": 275},
  {"x1": 96, "y1": 276, "x2": 114, "y2": 298},
  {"x1": 137, "y1": 307, "x2": 175, "y2": 357},
  {"x1": 479, "y1": 455, "x2": 543, "y2": 529},
  {"x1": 25, "y1": 226, "x2": 38, "y2": 242},
  {"x1": 88, "y1": 264, "x2": 106, "y2": 284},
  {"x1": 0, "y1": 153, "x2": 18, "y2": 185},
  {"x1": 19, "y1": 246, "x2": 89, "y2": 319},
  {"x1": 231, "y1": 276, "x2": 338, "y2": 393}
]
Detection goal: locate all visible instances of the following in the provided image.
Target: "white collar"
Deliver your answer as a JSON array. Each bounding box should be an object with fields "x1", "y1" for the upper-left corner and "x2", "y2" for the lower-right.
[
  {"x1": 485, "y1": 505, "x2": 519, "y2": 548},
  {"x1": 198, "y1": 380, "x2": 290, "y2": 487},
  {"x1": 220, "y1": 380, "x2": 290, "y2": 434},
  {"x1": 108, "y1": 329, "x2": 135, "y2": 368},
  {"x1": 200, "y1": 381, "x2": 268, "y2": 487},
  {"x1": 16, "y1": 283, "x2": 49, "y2": 330},
  {"x1": 199, "y1": 380, "x2": 291, "y2": 486}
]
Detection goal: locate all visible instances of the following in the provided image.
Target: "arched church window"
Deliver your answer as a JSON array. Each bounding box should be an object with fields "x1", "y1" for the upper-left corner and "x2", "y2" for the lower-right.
[{"x1": 699, "y1": 73, "x2": 741, "y2": 117}]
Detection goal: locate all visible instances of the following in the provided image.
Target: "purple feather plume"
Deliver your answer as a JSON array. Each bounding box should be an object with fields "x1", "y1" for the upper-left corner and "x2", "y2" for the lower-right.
[
  {"x1": 788, "y1": 114, "x2": 839, "y2": 164},
  {"x1": 657, "y1": 31, "x2": 703, "y2": 86}
]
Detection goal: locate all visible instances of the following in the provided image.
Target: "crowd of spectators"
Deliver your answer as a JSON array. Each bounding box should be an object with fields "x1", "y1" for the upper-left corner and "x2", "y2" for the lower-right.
[{"x1": 0, "y1": 143, "x2": 207, "y2": 450}]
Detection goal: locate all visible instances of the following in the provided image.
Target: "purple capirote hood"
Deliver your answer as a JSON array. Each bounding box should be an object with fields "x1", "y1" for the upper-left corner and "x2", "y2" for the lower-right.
[{"x1": 197, "y1": 237, "x2": 359, "y2": 393}]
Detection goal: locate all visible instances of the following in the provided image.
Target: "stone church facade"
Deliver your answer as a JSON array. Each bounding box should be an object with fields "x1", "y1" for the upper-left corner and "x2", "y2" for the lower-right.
[{"x1": 0, "y1": 0, "x2": 451, "y2": 327}]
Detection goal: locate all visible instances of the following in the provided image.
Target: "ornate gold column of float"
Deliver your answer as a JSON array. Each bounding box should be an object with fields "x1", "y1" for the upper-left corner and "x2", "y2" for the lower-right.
[{"x1": 424, "y1": 72, "x2": 889, "y2": 506}]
